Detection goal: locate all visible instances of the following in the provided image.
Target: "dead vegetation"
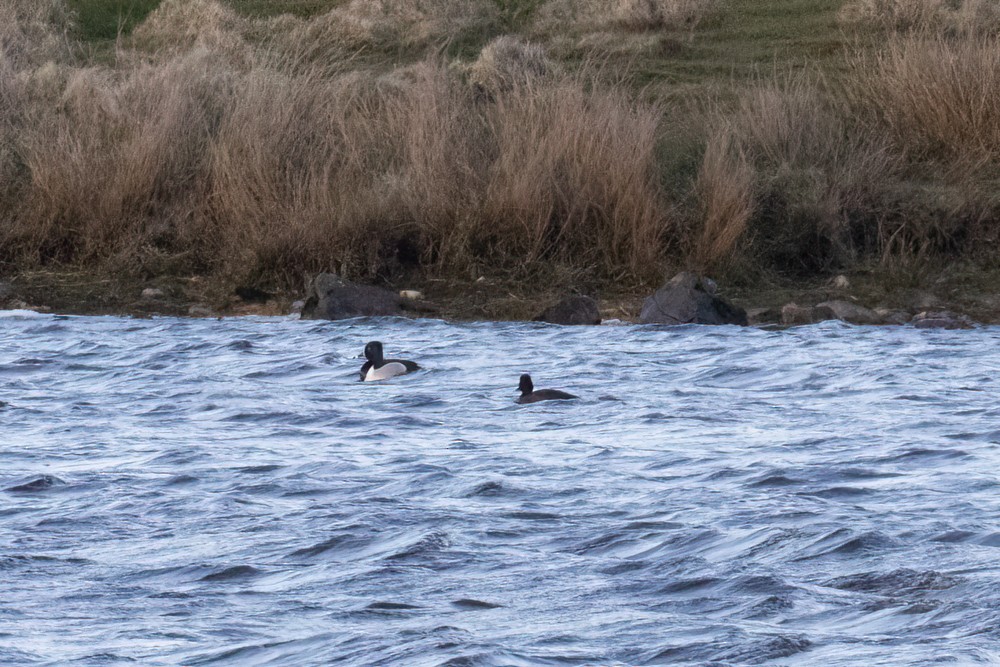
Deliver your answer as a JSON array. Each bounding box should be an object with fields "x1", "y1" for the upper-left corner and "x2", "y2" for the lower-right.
[{"x1": 1, "y1": 0, "x2": 999, "y2": 296}]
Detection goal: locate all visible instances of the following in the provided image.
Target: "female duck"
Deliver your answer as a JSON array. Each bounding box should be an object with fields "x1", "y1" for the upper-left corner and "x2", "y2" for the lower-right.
[
  {"x1": 360, "y1": 341, "x2": 419, "y2": 381},
  {"x1": 515, "y1": 374, "x2": 577, "y2": 404}
]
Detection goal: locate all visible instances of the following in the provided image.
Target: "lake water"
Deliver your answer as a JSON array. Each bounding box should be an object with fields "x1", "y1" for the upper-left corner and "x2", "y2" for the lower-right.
[{"x1": 2, "y1": 312, "x2": 1000, "y2": 666}]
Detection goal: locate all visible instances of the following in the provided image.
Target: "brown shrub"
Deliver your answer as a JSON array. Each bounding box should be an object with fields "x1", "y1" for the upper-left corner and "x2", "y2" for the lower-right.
[{"x1": 1, "y1": 0, "x2": 671, "y2": 285}]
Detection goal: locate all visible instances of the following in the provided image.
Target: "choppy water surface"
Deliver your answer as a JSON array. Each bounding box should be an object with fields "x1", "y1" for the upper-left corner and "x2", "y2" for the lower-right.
[{"x1": 2, "y1": 312, "x2": 1000, "y2": 666}]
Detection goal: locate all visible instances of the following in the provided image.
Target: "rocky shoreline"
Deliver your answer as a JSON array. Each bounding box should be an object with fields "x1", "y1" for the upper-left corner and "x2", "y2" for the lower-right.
[{"x1": 0, "y1": 269, "x2": 992, "y2": 330}]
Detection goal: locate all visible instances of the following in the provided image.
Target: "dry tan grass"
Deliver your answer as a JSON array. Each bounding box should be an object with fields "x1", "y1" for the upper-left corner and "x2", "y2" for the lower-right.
[
  {"x1": 130, "y1": 0, "x2": 264, "y2": 65},
  {"x1": 0, "y1": 0, "x2": 72, "y2": 68},
  {"x1": 12, "y1": 50, "x2": 226, "y2": 265},
  {"x1": 10, "y1": 0, "x2": 994, "y2": 291},
  {"x1": 855, "y1": 34, "x2": 1000, "y2": 165},
  {"x1": 203, "y1": 61, "x2": 487, "y2": 283},
  {"x1": 692, "y1": 130, "x2": 754, "y2": 270},
  {"x1": 838, "y1": 0, "x2": 1000, "y2": 35},
  {"x1": 203, "y1": 59, "x2": 667, "y2": 284},
  {"x1": 696, "y1": 74, "x2": 898, "y2": 272},
  {"x1": 287, "y1": 0, "x2": 499, "y2": 59},
  {"x1": 483, "y1": 78, "x2": 667, "y2": 276},
  {"x1": 535, "y1": 0, "x2": 717, "y2": 35},
  {"x1": 466, "y1": 36, "x2": 551, "y2": 96}
]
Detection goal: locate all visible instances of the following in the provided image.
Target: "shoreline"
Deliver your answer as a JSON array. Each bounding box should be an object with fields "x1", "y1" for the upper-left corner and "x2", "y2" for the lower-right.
[{"x1": 3, "y1": 268, "x2": 998, "y2": 327}]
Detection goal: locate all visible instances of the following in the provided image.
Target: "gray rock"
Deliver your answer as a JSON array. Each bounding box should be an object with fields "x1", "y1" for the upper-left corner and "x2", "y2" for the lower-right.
[
  {"x1": 746, "y1": 306, "x2": 782, "y2": 325},
  {"x1": 912, "y1": 310, "x2": 975, "y2": 330},
  {"x1": 781, "y1": 302, "x2": 836, "y2": 326},
  {"x1": 640, "y1": 272, "x2": 747, "y2": 326},
  {"x1": 289, "y1": 300, "x2": 306, "y2": 316},
  {"x1": 875, "y1": 308, "x2": 912, "y2": 326},
  {"x1": 301, "y1": 273, "x2": 404, "y2": 320},
  {"x1": 534, "y1": 295, "x2": 601, "y2": 325},
  {"x1": 816, "y1": 300, "x2": 881, "y2": 325},
  {"x1": 141, "y1": 287, "x2": 165, "y2": 300}
]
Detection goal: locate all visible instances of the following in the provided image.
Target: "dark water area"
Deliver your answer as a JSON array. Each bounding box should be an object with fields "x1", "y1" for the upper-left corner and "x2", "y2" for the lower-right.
[{"x1": 2, "y1": 311, "x2": 1000, "y2": 666}]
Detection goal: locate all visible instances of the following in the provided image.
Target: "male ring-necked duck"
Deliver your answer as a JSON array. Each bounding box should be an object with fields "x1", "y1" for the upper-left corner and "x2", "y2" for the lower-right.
[
  {"x1": 360, "y1": 341, "x2": 419, "y2": 381},
  {"x1": 515, "y1": 374, "x2": 577, "y2": 404}
]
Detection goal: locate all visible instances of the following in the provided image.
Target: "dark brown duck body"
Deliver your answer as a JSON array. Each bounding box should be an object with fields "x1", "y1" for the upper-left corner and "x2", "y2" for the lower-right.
[{"x1": 515, "y1": 374, "x2": 577, "y2": 404}]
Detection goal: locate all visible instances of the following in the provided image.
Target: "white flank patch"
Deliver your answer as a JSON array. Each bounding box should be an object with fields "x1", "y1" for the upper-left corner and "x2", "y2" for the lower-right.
[{"x1": 365, "y1": 362, "x2": 409, "y2": 382}]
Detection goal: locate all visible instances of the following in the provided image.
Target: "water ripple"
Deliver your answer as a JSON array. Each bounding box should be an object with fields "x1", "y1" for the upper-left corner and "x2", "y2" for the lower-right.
[{"x1": 1, "y1": 315, "x2": 1000, "y2": 665}]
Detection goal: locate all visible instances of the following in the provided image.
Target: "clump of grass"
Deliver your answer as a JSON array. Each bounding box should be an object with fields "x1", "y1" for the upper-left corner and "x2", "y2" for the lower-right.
[
  {"x1": 697, "y1": 74, "x2": 897, "y2": 275},
  {"x1": 11, "y1": 49, "x2": 227, "y2": 267},
  {"x1": 614, "y1": 0, "x2": 717, "y2": 31},
  {"x1": 534, "y1": 0, "x2": 718, "y2": 35},
  {"x1": 691, "y1": 130, "x2": 754, "y2": 271},
  {"x1": 203, "y1": 59, "x2": 668, "y2": 285},
  {"x1": 854, "y1": 34, "x2": 1000, "y2": 166},
  {"x1": 131, "y1": 0, "x2": 250, "y2": 56},
  {"x1": 466, "y1": 35, "x2": 551, "y2": 96},
  {"x1": 286, "y1": 0, "x2": 501, "y2": 59},
  {"x1": 0, "y1": 0, "x2": 73, "y2": 68},
  {"x1": 202, "y1": 61, "x2": 488, "y2": 285},
  {"x1": 482, "y1": 76, "x2": 668, "y2": 278},
  {"x1": 848, "y1": 32, "x2": 1000, "y2": 257},
  {"x1": 838, "y1": 0, "x2": 1000, "y2": 36}
]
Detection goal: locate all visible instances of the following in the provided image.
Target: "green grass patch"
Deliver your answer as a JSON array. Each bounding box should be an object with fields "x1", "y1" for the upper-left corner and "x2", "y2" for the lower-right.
[
  {"x1": 68, "y1": 0, "x2": 161, "y2": 41},
  {"x1": 225, "y1": 0, "x2": 346, "y2": 19}
]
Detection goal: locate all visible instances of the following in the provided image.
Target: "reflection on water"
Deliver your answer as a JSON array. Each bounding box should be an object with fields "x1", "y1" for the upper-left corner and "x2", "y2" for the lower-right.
[{"x1": 2, "y1": 312, "x2": 1000, "y2": 665}]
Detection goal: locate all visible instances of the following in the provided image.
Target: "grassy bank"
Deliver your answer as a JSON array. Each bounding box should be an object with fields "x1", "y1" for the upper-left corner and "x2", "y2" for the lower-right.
[{"x1": 2, "y1": 0, "x2": 999, "y2": 318}]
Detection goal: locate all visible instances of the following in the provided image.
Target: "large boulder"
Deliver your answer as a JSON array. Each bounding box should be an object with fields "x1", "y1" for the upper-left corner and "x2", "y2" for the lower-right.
[
  {"x1": 301, "y1": 273, "x2": 405, "y2": 320},
  {"x1": 816, "y1": 300, "x2": 882, "y2": 325},
  {"x1": 640, "y1": 273, "x2": 747, "y2": 326},
  {"x1": 534, "y1": 295, "x2": 600, "y2": 325}
]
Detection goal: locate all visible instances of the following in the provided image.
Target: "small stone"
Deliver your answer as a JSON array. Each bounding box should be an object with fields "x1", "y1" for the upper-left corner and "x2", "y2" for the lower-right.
[
  {"x1": 875, "y1": 308, "x2": 912, "y2": 326},
  {"x1": 781, "y1": 303, "x2": 837, "y2": 325},
  {"x1": 816, "y1": 300, "x2": 881, "y2": 325},
  {"x1": 912, "y1": 311, "x2": 974, "y2": 330},
  {"x1": 534, "y1": 295, "x2": 601, "y2": 325},
  {"x1": 141, "y1": 288, "x2": 165, "y2": 300},
  {"x1": 746, "y1": 307, "x2": 782, "y2": 325},
  {"x1": 399, "y1": 290, "x2": 424, "y2": 300},
  {"x1": 289, "y1": 300, "x2": 306, "y2": 315}
]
